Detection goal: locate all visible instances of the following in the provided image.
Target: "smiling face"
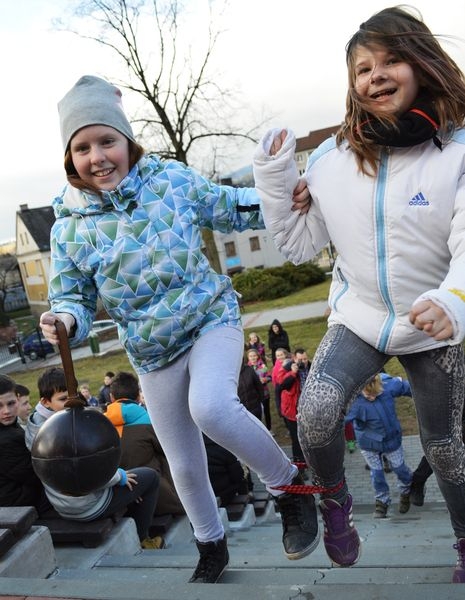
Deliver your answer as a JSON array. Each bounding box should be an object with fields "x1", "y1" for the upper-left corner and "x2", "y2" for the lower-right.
[
  {"x1": 249, "y1": 333, "x2": 258, "y2": 344},
  {"x1": 275, "y1": 349, "x2": 287, "y2": 362},
  {"x1": 0, "y1": 392, "x2": 18, "y2": 426},
  {"x1": 353, "y1": 44, "x2": 420, "y2": 117},
  {"x1": 70, "y1": 125, "x2": 130, "y2": 191},
  {"x1": 247, "y1": 350, "x2": 259, "y2": 365}
]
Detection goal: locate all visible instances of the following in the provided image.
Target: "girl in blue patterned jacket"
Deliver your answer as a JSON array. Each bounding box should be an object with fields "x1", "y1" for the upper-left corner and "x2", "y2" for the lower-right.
[{"x1": 39, "y1": 75, "x2": 314, "y2": 583}]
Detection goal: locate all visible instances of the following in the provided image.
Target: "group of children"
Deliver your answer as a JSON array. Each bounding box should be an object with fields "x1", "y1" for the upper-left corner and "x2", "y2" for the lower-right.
[{"x1": 0, "y1": 368, "x2": 188, "y2": 549}]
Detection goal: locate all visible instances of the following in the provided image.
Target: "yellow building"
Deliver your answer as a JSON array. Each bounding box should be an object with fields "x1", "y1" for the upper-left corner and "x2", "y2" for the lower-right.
[{"x1": 15, "y1": 204, "x2": 55, "y2": 317}]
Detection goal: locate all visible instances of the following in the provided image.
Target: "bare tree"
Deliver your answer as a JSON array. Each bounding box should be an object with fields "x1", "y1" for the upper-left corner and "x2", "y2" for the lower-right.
[{"x1": 56, "y1": 0, "x2": 267, "y2": 272}]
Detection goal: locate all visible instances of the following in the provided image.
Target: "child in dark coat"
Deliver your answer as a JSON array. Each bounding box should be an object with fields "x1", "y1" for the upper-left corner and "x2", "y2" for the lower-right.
[
  {"x1": 268, "y1": 319, "x2": 290, "y2": 364},
  {"x1": 0, "y1": 375, "x2": 50, "y2": 515}
]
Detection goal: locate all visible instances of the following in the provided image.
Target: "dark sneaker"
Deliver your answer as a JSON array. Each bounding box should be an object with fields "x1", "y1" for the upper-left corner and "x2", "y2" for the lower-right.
[
  {"x1": 399, "y1": 493, "x2": 410, "y2": 514},
  {"x1": 274, "y1": 475, "x2": 320, "y2": 560},
  {"x1": 453, "y1": 538, "x2": 465, "y2": 583},
  {"x1": 373, "y1": 500, "x2": 388, "y2": 519},
  {"x1": 410, "y1": 480, "x2": 426, "y2": 506},
  {"x1": 189, "y1": 535, "x2": 229, "y2": 583},
  {"x1": 319, "y1": 495, "x2": 361, "y2": 567}
]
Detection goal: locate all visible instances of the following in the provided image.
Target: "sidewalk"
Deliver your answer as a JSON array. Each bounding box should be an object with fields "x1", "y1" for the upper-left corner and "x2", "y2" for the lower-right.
[{"x1": 241, "y1": 300, "x2": 328, "y2": 329}]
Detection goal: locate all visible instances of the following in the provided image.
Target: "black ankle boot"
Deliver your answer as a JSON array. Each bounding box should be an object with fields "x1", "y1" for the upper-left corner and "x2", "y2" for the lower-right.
[
  {"x1": 274, "y1": 474, "x2": 320, "y2": 560},
  {"x1": 189, "y1": 535, "x2": 229, "y2": 583},
  {"x1": 410, "y1": 480, "x2": 426, "y2": 506}
]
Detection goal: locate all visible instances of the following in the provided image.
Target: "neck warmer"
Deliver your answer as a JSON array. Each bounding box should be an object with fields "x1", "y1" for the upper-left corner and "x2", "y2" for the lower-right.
[{"x1": 359, "y1": 95, "x2": 441, "y2": 149}]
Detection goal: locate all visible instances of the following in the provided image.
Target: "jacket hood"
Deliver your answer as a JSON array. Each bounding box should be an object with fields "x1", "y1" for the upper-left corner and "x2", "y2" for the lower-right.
[{"x1": 53, "y1": 154, "x2": 163, "y2": 219}]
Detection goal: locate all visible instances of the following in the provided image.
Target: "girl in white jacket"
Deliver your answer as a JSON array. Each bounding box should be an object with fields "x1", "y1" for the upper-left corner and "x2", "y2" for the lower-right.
[{"x1": 254, "y1": 6, "x2": 465, "y2": 582}]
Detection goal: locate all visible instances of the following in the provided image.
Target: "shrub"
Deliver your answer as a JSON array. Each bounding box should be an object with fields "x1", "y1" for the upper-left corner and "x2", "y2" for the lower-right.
[{"x1": 232, "y1": 262, "x2": 326, "y2": 302}]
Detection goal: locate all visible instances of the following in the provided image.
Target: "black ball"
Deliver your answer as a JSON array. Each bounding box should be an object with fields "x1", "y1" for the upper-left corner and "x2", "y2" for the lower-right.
[{"x1": 31, "y1": 407, "x2": 121, "y2": 496}]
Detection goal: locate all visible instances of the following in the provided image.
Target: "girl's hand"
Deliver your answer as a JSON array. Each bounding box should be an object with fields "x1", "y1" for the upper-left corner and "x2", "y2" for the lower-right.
[
  {"x1": 125, "y1": 472, "x2": 138, "y2": 491},
  {"x1": 39, "y1": 312, "x2": 76, "y2": 345},
  {"x1": 409, "y1": 300, "x2": 453, "y2": 340},
  {"x1": 292, "y1": 178, "x2": 312, "y2": 214},
  {"x1": 269, "y1": 129, "x2": 288, "y2": 156}
]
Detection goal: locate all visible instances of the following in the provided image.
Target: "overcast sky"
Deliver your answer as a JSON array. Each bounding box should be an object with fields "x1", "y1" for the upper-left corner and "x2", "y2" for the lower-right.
[{"x1": 1, "y1": 0, "x2": 465, "y2": 242}]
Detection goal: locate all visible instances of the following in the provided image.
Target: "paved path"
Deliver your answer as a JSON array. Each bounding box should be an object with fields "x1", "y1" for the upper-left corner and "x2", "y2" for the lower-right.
[{"x1": 242, "y1": 300, "x2": 328, "y2": 329}]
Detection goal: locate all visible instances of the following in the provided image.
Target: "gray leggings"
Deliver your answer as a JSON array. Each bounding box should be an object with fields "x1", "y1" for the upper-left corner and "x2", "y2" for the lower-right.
[
  {"x1": 139, "y1": 325, "x2": 295, "y2": 543},
  {"x1": 298, "y1": 324, "x2": 465, "y2": 538}
]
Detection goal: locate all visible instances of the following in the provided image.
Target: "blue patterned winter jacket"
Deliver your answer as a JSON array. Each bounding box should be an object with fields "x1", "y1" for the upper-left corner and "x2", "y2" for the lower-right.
[{"x1": 48, "y1": 154, "x2": 264, "y2": 373}]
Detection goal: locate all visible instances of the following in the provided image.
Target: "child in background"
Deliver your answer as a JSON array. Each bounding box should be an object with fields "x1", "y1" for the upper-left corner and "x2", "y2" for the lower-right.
[
  {"x1": 274, "y1": 358, "x2": 305, "y2": 467},
  {"x1": 98, "y1": 371, "x2": 115, "y2": 410},
  {"x1": 105, "y1": 371, "x2": 185, "y2": 517},
  {"x1": 254, "y1": 6, "x2": 465, "y2": 580},
  {"x1": 268, "y1": 320, "x2": 290, "y2": 365},
  {"x1": 345, "y1": 373, "x2": 413, "y2": 518},
  {"x1": 38, "y1": 74, "x2": 315, "y2": 583},
  {"x1": 14, "y1": 383, "x2": 32, "y2": 429},
  {"x1": 271, "y1": 348, "x2": 291, "y2": 420},
  {"x1": 24, "y1": 367, "x2": 160, "y2": 547},
  {"x1": 237, "y1": 357, "x2": 264, "y2": 421},
  {"x1": 246, "y1": 332, "x2": 267, "y2": 365},
  {"x1": 0, "y1": 375, "x2": 50, "y2": 514},
  {"x1": 247, "y1": 348, "x2": 272, "y2": 431},
  {"x1": 79, "y1": 383, "x2": 99, "y2": 408}
]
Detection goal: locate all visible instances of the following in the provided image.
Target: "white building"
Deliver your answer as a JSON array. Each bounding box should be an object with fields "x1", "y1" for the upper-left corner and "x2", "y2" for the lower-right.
[{"x1": 218, "y1": 125, "x2": 340, "y2": 275}]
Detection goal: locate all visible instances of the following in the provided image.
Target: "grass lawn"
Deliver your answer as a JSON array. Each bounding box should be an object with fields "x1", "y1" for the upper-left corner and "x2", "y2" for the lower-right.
[
  {"x1": 241, "y1": 279, "x2": 332, "y2": 313},
  {"x1": 9, "y1": 313, "x2": 419, "y2": 446}
]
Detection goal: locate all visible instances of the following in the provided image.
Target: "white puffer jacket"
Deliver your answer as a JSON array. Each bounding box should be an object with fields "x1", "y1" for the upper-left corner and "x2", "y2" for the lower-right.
[{"x1": 254, "y1": 128, "x2": 465, "y2": 354}]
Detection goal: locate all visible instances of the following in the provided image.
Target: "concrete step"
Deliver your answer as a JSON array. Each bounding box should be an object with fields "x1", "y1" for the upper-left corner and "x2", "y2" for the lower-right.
[
  {"x1": 0, "y1": 437, "x2": 460, "y2": 599},
  {"x1": 1, "y1": 501, "x2": 463, "y2": 599}
]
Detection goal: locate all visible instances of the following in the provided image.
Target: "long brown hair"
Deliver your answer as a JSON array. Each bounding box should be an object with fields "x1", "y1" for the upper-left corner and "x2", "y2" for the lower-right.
[
  {"x1": 64, "y1": 138, "x2": 145, "y2": 194},
  {"x1": 338, "y1": 5, "x2": 465, "y2": 175}
]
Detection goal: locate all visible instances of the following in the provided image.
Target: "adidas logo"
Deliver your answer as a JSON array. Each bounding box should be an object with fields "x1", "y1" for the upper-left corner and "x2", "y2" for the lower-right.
[{"x1": 409, "y1": 192, "x2": 429, "y2": 206}]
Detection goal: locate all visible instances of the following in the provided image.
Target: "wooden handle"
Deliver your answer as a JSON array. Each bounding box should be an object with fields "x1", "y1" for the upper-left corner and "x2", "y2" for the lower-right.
[{"x1": 55, "y1": 320, "x2": 85, "y2": 408}]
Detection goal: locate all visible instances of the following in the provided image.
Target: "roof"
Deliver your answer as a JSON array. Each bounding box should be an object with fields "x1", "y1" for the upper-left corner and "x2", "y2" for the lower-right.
[
  {"x1": 17, "y1": 205, "x2": 55, "y2": 251},
  {"x1": 295, "y1": 125, "x2": 340, "y2": 153}
]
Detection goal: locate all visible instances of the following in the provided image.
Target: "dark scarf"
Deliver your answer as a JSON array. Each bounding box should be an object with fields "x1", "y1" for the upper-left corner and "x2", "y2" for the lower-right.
[{"x1": 359, "y1": 95, "x2": 442, "y2": 149}]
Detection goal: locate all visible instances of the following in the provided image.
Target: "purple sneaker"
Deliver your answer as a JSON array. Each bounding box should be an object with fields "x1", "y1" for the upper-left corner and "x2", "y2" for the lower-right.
[
  {"x1": 319, "y1": 495, "x2": 361, "y2": 567},
  {"x1": 453, "y1": 538, "x2": 465, "y2": 583}
]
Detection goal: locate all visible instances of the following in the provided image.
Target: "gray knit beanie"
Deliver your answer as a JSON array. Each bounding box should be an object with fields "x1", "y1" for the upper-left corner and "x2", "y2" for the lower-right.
[{"x1": 58, "y1": 75, "x2": 135, "y2": 151}]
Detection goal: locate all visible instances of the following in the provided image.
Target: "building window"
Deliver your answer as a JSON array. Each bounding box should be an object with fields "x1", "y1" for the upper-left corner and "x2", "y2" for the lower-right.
[
  {"x1": 224, "y1": 241, "x2": 236, "y2": 257},
  {"x1": 249, "y1": 236, "x2": 261, "y2": 252}
]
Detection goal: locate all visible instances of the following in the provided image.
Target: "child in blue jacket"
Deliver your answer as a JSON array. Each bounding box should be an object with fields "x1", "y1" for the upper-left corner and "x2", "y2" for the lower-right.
[{"x1": 346, "y1": 373, "x2": 413, "y2": 518}]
